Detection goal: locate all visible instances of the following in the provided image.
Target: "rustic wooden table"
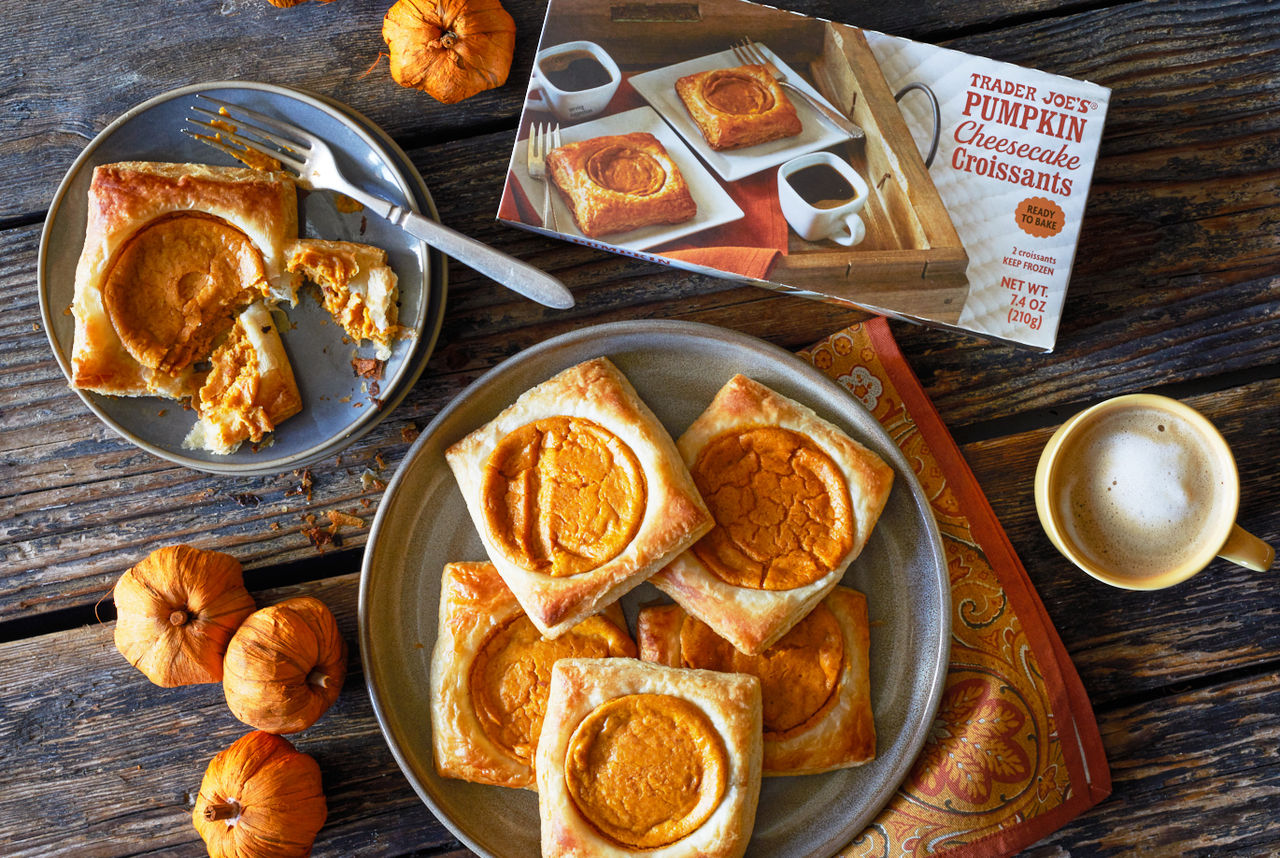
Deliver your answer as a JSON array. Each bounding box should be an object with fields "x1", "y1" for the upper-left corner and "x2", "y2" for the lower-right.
[{"x1": 2, "y1": 0, "x2": 1276, "y2": 855}]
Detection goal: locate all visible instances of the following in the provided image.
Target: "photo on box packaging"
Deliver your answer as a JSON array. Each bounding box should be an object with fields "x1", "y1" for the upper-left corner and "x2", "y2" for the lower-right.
[{"x1": 498, "y1": 0, "x2": 1110, "y2": 350}]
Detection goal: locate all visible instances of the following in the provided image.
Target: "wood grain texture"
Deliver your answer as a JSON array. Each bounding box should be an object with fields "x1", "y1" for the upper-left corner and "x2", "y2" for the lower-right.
[{"x1": 2, "y1": 0, "x2": 1278, "y2": 854}]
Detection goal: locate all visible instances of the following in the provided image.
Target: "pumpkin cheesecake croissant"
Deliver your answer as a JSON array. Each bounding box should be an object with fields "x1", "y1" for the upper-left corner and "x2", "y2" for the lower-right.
[
  {"x1": 638, "y1": 586, "x2": 876, "y2": 776},
  {"x1": 430, "y1": 561, "x2": 636, "y2": 789},
  {"x1": 446, "y1": 357, "x2": 712, "y2": 638},
  {"x1": 547, "y1": 132, "x2": 697, "y2": 238},
  {"x1": 650, "y1": 374, "x2": 894, "y2": 654},
  {"x1": 68, "y1": 160, "x2": 406, "y2": 456}
]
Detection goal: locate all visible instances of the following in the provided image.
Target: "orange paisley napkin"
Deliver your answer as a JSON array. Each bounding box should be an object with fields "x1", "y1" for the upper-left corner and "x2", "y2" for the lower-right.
[{"x1": 801, "y1": 318, "x2": 1110, "y2": 857}]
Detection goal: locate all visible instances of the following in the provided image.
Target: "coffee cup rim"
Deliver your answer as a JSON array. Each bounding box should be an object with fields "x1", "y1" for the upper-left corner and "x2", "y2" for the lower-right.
[
  {"x1": 1033, "y1": 393, "x2": 1241, "y2": 590},
  {"x1": 533, "y1": 40, "x2": 622, "y2": 95}
]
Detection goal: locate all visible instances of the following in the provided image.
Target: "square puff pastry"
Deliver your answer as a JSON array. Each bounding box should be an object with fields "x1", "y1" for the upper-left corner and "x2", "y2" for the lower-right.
[
  {"x1": 446, "y1": 357, "x2": 712, "y2": 639},
  {"x1": 429, "y1": 561, "x2": 635, "y2": 790},
  {"x1": 675, "y1": 64, "x2": 803, "y2": 151},
  {"x1": 650, "y1": 374, "x2": 894, "y2": 654},
  {"x1": 637, "y1": 586, "x2": 876, "y2": 776},
  {"x1": 536, "y1": 658, "x2": 762, "y2": 858},
  {"x1": 70, "y1": 161, "x2": 299, "y2": 399},
  {"x1": 546, "y1": 132, "x2": 697, "y2": 238}
]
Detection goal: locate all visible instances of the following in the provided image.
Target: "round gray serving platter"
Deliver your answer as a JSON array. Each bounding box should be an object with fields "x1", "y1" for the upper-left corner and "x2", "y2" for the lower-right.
[
  {"x1": 360, "y1": 319, "x2": 951, "y2": 858},
  {"x1": 39, "y1": 80, "x2": 446, "y2": 475}
]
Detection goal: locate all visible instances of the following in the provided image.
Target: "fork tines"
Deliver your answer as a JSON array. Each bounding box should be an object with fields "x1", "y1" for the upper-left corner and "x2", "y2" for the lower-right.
[
  {"x1": 732, "y1": 38, "x2": 767, "y2": 68},
  {"x1": 181, "y1": 95, "x2": 308, "y2": 174}
]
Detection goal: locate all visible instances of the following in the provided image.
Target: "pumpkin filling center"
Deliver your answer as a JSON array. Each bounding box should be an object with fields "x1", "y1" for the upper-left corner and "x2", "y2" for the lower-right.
[
  {"x1": 565, "y1": 693, "x2": 727, "y2": 848},
  {"x1": 481, "y1": 416, "x2": 646, "y2": 576},
  {"x1": 703, "y1": 71, "x2": 775, "y2": 116},
  {"x1": 585, "y1": 145, "x2": 666, "y2": 197},
  {"x1": 470, "y1": 614, "x2": 632, "y2": 764},
  {"x1": 103, "y1": 213, "x2": 268, "y2": 376},
  {"x1": 679, "y1": 603, "x2": 844, "y2": 737},
  {"x1": 690, "y1": 426, "x2": 853, "y2": 590}
]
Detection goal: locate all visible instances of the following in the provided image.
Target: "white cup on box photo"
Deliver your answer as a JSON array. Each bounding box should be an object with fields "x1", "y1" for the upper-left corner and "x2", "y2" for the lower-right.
[
  {"x1": 524, "y1": 40, "x2": 623, "y2": 123},
  {"x1": 777, "y1": 151, "x2": 870, "y2": 246}
]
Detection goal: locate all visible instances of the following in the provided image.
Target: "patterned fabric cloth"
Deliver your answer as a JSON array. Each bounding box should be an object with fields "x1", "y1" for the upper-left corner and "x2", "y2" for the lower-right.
[{"x1": 800, "y1": 318, "x2": 1110, "y2": 857}]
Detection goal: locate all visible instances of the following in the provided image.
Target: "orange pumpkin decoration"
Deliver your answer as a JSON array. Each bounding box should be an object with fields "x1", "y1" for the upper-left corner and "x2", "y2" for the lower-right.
[
  {"x1": 223, "y1": 596, "x2": 347, "y2": 734},
  {"x1": 113, "y1": 545, "x2": 256, "y2": 687},
  {"x1": 193, "y1": 730, "x2": 327, "y2": 858},
  {"x1": 382, "y1": 0, "x2": 517, "y2": 104}
]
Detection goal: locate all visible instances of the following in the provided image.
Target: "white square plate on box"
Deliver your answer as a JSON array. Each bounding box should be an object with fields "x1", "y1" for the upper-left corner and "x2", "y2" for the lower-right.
[
  {"x1": 631, "y1": 43, "x2": 855, "y2": 182},
  {"x1": 508, "y1": 106, "x2": 744, "y2": 251}
]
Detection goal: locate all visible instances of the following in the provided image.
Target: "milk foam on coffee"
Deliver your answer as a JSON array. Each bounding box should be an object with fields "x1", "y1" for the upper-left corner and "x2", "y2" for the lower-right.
[{"x1": 1058, "y1": 408, "x2": 1225, "y2": 579}]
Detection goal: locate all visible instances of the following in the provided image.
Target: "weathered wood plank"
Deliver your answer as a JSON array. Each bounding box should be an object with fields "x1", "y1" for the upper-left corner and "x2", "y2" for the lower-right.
[
  {"x1": 0, "y1": 573, "x2": 463, "y2": 857},
  {"x1": 1025, "y1": 669, "x2": 1280, "y2": 858}
]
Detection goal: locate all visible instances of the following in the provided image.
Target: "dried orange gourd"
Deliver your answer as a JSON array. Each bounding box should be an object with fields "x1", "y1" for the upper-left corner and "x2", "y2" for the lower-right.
[
  {"x1": 223, "y1": 596, "x2": 347, "y2": 734},
  {"x1": 113, "y1": 545, "x2": 256, "y2": 687},
  {"x1": 193, "y1": 730, "x2": 327, "y2": 858},
  {"x1": 382, "y1": 0, "x2": 517, "y2": 104}
]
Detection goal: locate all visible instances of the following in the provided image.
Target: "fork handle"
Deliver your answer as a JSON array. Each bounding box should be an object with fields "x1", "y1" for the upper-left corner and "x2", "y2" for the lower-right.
[
  {"x1": 376, "y1": 202, "x2": 575, "y2": 309},
  {"x1": 778, "y1": 80, "x2": 864, "y2": 140}
]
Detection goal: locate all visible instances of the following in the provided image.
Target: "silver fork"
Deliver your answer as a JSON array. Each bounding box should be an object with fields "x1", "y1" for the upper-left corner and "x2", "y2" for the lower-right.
[
  {"x1": 185, "y1": 95, "x2": 574, "y2": 310},
  {"x1": 526, "y1": 122, "x2": 561, "y2": 231},
  {"x1": 731, "y1": 39, "x2": 864, "y2": 140}
]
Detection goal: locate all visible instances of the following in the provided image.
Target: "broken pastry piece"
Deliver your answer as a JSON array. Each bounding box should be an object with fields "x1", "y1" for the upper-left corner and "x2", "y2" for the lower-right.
[
  {"x1": 70, "y1": 161, "x2": 300, "y2": 399},
  {"x1": 638, "y1": 586, "x2": 876, "y2": 776},
  {"x1": 650, "y1": 374, "x2": 894, "y2": 654},
  {"x1": 286, "y1": 238, "x2": 401, "y2": 359},
  {"x1": 183, "y1": 301, "x2": 302, "y2": 455}
]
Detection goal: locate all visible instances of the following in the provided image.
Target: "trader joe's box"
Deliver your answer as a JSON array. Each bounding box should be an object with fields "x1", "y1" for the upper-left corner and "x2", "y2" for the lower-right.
[{"x1": 498, "y1": 0, "x2": 1110, "y2": 350}]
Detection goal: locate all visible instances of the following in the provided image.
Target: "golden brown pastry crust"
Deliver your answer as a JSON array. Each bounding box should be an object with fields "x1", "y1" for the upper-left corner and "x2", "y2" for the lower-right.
[
  {"x1": 674, "y1": 64, "x2": 803, "y2": 151},
  {"x1": 182, "y1": 300, "x2": 302, "y2": 455},
  {"x1": 429, "y1": 562, "x2": 635, "y2": 789},
  {"x1": 536, "y1": 658, "x2": 762, "y2": 858},
  {"x1": 286, "y1": 238, "x2": 402, "y2": 360},
  {"x1": 546, "y1": 132, "x2": 697, "y2": 238},
  {"x1": 446, "y1": 357, "x2": 712, "y2": 639},
  {"x1": 637, "y1": 586, "x2": 876, "y2": 776},
  {"x1": 70, "y1": 161, "x2": 299, "y2": 398},
  {"x1": 650, "y1": 374, "x2": 894, "y2": 654}
]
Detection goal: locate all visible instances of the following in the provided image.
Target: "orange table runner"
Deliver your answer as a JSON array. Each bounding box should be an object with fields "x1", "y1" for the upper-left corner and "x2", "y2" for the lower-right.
[{"x1": 802, "y1": 318, "x2": 1110, "y2": 857}]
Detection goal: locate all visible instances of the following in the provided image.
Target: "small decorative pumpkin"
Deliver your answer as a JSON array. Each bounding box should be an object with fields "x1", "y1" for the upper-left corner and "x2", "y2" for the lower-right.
[
  {"x1": 223, "y1": 596, "x2": 347, "y2": 734},
  {"x1": 113, "y1": 545, "x2": 256, "y2": 687},
  {"x1": 193, "y1": 730, "x2": 327, "y2": 858},
  {"x1": 382, "y1": 0, "x2": 517, "y2": 104}
]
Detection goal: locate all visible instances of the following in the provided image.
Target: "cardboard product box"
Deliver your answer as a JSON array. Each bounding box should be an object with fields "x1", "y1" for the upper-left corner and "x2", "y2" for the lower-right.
[{"x1": 498, "y1": 0, "x2": 1111, "y2": 350}]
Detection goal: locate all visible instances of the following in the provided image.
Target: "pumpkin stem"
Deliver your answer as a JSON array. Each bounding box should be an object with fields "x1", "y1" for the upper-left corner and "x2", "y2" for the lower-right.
[
  {"x1": 169, "y1": 609, "x2": 189, "y2": 626},
  {"x1": 428, "y1": 29, "x2": 458, "y2": 50},
  {"x1": 204, "y1": 799, "x2": 240, "y2": 822},
  {"x1": 307, "y1": 667, "x2": 330, "y2": 689}
]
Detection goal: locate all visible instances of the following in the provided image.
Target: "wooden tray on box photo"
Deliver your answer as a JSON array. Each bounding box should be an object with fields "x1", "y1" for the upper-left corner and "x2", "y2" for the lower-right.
[{"x1": 531, "y1": 0, "x2": 970, "y2": 324}]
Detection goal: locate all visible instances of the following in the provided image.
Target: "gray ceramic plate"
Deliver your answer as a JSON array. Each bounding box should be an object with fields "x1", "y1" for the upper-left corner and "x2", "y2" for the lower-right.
[
  {"x1": 38, "y1": 81, "x2": 446, "y2": 475},
  {"x1": 360, "y1": 320, "x2": 950, "y2": 857}
]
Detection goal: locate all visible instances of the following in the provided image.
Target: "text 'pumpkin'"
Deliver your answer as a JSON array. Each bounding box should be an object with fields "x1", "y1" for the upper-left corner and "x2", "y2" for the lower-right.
[{"x1": 382, "y1": 0, "x2": 517, "y2": 104}]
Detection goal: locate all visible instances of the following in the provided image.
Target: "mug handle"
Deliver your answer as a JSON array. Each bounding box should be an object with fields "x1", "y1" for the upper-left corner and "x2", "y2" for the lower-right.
[
  {"x1": 1218, "y1": 523, "x2": 1275, "y2": 572},
  {"x1": 895, "y1": 82, "x2": 941, "y2": 167},
  {"x1": 525, "y1": 83, "x2": 548, "y2": 112},
  {"x1": 831, "y1": 212, "x2": 866, "y2": 247}
]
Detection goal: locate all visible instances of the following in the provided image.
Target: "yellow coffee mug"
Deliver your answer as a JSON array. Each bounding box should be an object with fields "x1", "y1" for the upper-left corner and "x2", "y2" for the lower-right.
[{"x1": 1034, "y1": 393, "x2": 1274, "y2": 590}]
